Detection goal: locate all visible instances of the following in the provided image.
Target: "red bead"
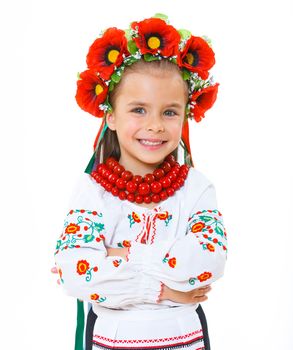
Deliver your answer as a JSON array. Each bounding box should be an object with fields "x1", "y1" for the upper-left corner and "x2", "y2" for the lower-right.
[
  {"x1": 113, "y1": 164, "x2": 125, "y2": 175},
  {"x1": 144, "y1": 195, "x2": 152, "y2": 203},
  {"x1": 97, "y1": 164, "x2": 106, "y2": 175},
  {"x1": 101, "y1": 179, "x2": 107, "y2": 188},
  {"x1": 144, "y1": 173, "x2": 155, "y2": 184},
  {"x1": 138, "y1": 182, "x2": 150, "y2": 196},
  {"x1": 121, "y1": 170, "x2": 133, "y2": 181},
  {"x1": 177, "y1": 177, "x2": 185, "y2": 186},
  {"x1": 167, "y1": 172, "x2": 176, "y2": 182},
  {"x1": 106, "y1": 157, "x2": 117, "y2": 169},
  {"x1": 126, "y1": 181, "x2": 137, "y2": 193},
  {"x1": 118, "y1": 191, "x2": 127, "y2": 200},
  {"x1": 166, "y1": 187, "x2": 175, "y2": 196},
  {"x1": 127, "y1": 193, "x2": 135, "y2": 202},
  {"x1": 151, "y1": 181, "x2": 162, "y2": 194},
  {"x1": 171, "y1": 182, "x2": 180, "y2": 190},
  {"x1": 108, "y1": 173, "x2": 119, "y2": 184},
  {"x1": 152, "y1": 194, "x2": 161, "y2": 203},
  {"x1": 173, "y1": 166, "x2": 180, "y2": 174},
  {"x1": 161, "y1": 161, "x2": 171, "y2": 173},
  {"x1": 160, "y1": 191, "x2": 168, "y2": 200},
  {"x1": 181, "y1": 164, "x2": 189, "y2": 172},
  {"x1": 115, "y1": 178, "x2": 126, "y2": 190},
  {"x1": 105, "y1": 183, "x2": 113, "y2": 192},
  {"x1": 135, "y1": 195, "x2": 143, "y2": 204},
  {"x1": 160, "y1": 177, "x2": 171, "y2": 188},
  {"x1": 111, "y1": 186, "x2": 119, "y2": 196},
  {"x1": 133, "y1": 175, "x2": 143, "y2": 184},
  {"x1": 103, "y1": 169, "x2": 112, "y2": 178},
  {"x1": 165, "y1": 154, "x2": 177, "y2": 166},
  {"x1": 153, "y1": 168, "x2": 165, "y2": 179}
]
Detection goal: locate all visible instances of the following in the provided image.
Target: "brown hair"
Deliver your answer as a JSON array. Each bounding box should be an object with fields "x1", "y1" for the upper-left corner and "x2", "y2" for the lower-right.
[{"x1": 95, "y1": 59, "x2": 191, "y2": 165}]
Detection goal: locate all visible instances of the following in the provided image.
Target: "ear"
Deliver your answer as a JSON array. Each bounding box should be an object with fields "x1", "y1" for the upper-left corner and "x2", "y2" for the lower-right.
[{"x1": 106, "y1": 112, "x2": 116, "y2": 131}]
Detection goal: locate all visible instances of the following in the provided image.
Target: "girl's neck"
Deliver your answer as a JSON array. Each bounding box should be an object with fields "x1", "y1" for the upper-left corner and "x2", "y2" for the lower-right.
[{"x1": 118, "y1": 157, "x2": 162, "y2": 177}]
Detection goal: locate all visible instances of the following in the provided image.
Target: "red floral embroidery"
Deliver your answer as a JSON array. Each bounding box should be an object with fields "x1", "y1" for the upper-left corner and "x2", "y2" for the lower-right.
[
  {"x1": 65, "y1": 223, "x2": 80, "y2": 234},
  {"x1": 206, "y1": 243, "x2": 215, "y2": 252},
  {"x1": 91, "y1": 293, "x2": 99, "y2": 300},
  {"x1": 168, "y1": 257, "x2": 177, "y2": 268},
  {"x1": 197, "y1": 271, "x2": 212, "y2": 282},
  {"x1": 191, "y1": 222, "x2": 205, "y2": 233},
  {"x1": 157, "y1": 211, "x2": 169, "y2": 220},
  {"x1": 76, "y1": 260, "x2": 90, "y2": 275},
  {"x1": 132, "y1": 212, "x2": 141, "y2": 223}
]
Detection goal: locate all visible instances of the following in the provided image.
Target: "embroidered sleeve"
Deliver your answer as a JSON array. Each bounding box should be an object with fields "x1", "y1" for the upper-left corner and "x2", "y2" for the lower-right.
[
  {"x1": 127, "y1": 184, "x2": 228, "y2": 294},
  {"x1": 54, "y1": 209, "x2": 161, "y2": 307}
]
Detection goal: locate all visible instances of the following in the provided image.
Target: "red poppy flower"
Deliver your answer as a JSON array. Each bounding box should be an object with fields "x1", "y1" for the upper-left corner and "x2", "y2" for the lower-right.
[
  {"x1": 157, "y1": 211, "x2": 169, "y2": 220},
  {"x1": 131, "y1": 18, "x2": 180, "y2": 57},
  {"x1": 197, "y1": 271, "x2": 212, "y2": 282},
  {"x1": 190, "y1": 83, "x2": 219, "y2": 122},
  {"x1": 178, "y1": 36, "x2": 215, "y2": 79},
  {"x1": 75, "y1": 70, "x2": 108, "y2": 118},
  {"x1": 86, "y1": 27, "x2": 129, "y2": 80},
  {"x1": 76, "y1": 260, "x2": 90, "y2": 275}
]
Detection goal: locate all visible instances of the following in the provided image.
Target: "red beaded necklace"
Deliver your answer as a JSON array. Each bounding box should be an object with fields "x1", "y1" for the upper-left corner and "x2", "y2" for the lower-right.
[{"x1": 90, "y1": 154, "x2": 190, "y2": 204}]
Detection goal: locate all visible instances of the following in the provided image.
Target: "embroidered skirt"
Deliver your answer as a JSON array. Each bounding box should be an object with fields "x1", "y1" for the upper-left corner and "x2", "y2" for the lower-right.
[{"x1": 86, "y1": 304, "x2": 210, "y2": 350}]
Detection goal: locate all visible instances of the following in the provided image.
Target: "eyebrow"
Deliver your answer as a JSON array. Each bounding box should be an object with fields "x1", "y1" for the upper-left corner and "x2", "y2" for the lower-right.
[{"x1": 127, "y1": 101, "x2": 184, "y2": 108}]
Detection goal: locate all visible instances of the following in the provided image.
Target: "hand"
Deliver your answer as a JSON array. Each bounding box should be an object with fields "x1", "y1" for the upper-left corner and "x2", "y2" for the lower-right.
[
  {"x1": 51, "y1": 266, "x2": 61, "y2": 285},
  {"x1": 158, "y1": 284, "x2": 212, "y2": 304},
  {"x1": 106, "y1": 247, "x2": 129, "y2": 260}
]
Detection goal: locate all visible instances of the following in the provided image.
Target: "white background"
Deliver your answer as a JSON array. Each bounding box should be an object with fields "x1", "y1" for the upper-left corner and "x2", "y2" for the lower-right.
[{"x1": 1, "y1": 0, "x2": 293, "y2": 348}]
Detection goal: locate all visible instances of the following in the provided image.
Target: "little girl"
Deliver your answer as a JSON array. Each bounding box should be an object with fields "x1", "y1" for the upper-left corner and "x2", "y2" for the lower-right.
[{"x1": 54, "y1": 14, "x2": 227, "y2": 350}]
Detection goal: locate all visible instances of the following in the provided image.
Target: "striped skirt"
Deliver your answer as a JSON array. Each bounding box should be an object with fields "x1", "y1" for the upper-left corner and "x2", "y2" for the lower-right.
[{"x1": 86, "y1": 304, "x2": 210, "y2": 350}]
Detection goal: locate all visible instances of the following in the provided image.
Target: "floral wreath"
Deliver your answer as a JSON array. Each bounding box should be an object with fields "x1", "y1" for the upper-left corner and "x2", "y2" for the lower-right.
[{"x1": 75, "y1": 13, "x2": 219, "y2": 155}]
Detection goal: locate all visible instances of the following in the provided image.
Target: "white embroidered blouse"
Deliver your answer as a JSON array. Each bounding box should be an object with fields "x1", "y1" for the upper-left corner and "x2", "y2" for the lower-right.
[{"x1": 54, "y1": 167, "x2": 227, "y2": 310}]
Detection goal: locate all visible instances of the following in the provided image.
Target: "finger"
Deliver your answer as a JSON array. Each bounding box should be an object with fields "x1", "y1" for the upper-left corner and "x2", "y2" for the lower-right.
[
  {"x1": 51, "y1": 267, "x2": 58, "y2": 274},
  {"x1": 194, "y1": 295, "x2": 208, "y2": 303},
  {"x1": 193, "y1": 287, "x2": 212, "y2": 297}
]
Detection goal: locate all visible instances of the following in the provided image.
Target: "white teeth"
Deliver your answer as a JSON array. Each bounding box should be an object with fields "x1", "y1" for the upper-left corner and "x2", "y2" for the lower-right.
[{"x1": 140, "y1": 139, "x2": 164, "y2": 146}]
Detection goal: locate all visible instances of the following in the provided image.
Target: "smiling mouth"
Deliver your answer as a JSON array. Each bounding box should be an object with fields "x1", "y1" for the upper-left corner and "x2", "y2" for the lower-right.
[{"x1": 138, "y1": 139, "x2": 167, "y2": 146}]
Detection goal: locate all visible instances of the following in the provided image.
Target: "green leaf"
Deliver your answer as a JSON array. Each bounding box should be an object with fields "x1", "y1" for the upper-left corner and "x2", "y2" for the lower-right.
[
  {"x1": 94, "y1": 222, "x2": 105, "y2": 232},
  {"x1": 108, "y1": 80, "x2": 115, "y2": 92},
  {"x1": 84, "y1": 234, "x2": 95, "y2": 243},
  {"x1": 199, "y1": 215, "x2": 213, "y2": 222},
  {"x1": 127, "y1": 40, "x2": 138, "y2": 55},
  {"x1": 182, "y1": 69, "x2": 191, "y2": 81},
  {"x1": 153, "y1": 13, "x2": 169, "y2": 22},
  {"x1": 144, "y1": 53, "x2": 159, "y2": 62},
  {"x1": 178, "y1": 29, "x2": 191, "y2": 40},
  {"x1": 215, "y1": 226, "x2": 224, "y2": 237},
  {"x1": 170, "y1": 57, "x2": 177, "y2": 64},
  {"x1": 111, "y1": 72, "x2": 122, "y2": 84}
]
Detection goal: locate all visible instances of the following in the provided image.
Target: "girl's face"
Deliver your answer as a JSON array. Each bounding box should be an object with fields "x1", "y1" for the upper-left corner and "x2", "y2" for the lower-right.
[{"x1": 106, "y1": 70, "x2": 187, "y2": 175}]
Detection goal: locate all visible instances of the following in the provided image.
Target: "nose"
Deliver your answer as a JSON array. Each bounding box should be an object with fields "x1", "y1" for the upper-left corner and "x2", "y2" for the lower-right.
[{"x1": 145, "y1": 113, "x2": 165, "y2": 133}]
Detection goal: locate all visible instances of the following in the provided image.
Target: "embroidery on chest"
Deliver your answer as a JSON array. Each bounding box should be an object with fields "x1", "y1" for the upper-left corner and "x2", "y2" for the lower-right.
[{"x1": 134, "y1": 208, "x2": 173, "y2": 244}]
